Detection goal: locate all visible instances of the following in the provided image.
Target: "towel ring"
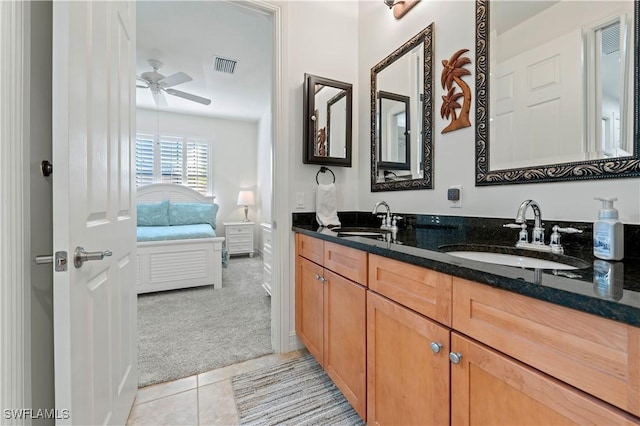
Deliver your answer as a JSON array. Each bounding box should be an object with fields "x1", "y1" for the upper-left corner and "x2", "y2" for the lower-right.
[{"x1": 316, "y1": 166, "x2": 336, "y2": 185}]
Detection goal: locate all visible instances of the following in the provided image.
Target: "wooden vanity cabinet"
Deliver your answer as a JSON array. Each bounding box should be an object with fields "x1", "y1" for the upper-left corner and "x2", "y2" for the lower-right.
[
  {"x1": 452, "y1": 277, "x2": 640, "y2": 418},
  {"x1": 450, "y1": 333, "x2": 638, "y2": 425},
  {"x1": 367, "y1": 291, "x2": 450, "y2": 425},
  {"x1": 294, "y1": 233, "x2": 640, "y2": 424},
  {"x1": 294, "y1": 234, "x2": 367, "y2": 419},
  {"x1": 367, "y1": 255, "x2": 453, "y2": 425}
]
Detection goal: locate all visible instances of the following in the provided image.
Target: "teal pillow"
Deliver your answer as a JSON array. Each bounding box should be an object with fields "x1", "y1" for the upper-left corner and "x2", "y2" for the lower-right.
[
  {"x1": 169, "y1": 202, "x2": 219, "y2": 229},
  {"x1": 137, "y1": 200, "x2": 170, "y2": 226}
]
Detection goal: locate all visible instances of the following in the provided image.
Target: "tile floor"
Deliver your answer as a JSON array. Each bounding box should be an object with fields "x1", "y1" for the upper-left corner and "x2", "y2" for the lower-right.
[{"x1": 127, "y1": 349, "x2": 307, "y2": 426}]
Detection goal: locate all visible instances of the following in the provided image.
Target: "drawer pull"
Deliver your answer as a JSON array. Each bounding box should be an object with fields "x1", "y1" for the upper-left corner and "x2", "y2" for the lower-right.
[
  {"x1": 449, "y1": 352, "x2": 463, "y2": 364},
  {"x1": 430, "y1": 342, "x2": 443, "y2": 354}
]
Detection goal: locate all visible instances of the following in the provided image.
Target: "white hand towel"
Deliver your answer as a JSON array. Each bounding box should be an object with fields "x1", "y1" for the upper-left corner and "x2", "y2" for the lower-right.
[{"x1": 316, "y1": 183, "x2": 341, "y2": 227}]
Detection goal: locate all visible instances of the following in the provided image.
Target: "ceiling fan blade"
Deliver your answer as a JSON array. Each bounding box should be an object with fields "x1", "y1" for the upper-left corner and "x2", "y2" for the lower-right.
[
  {"x1": 159, "y1": 72, "x2": 192, "y2": 88},
  {"x1": 152, "y1": 91, "x2": 168, "y2": 107},
  {"x1": 165, "y1": 88, "x2": 211, "y2": 105}
]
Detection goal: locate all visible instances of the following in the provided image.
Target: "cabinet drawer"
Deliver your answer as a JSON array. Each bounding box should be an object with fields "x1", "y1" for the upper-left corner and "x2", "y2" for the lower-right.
[
  {"x1": 263, "y1": 228, "x2": 272, "y2": 248},
  {"x1": 368, "y1": 254, "x2": 452, "y2": 326},
  {"x1": 452, "y1": 277, "x2": 640, "y2": 417},
  {"x1": 263, "y1": 245, "x2": 272, "y2": 265},
  {"x1": 227, "y1": 234, "x2": 252, "y2": 244},
  {"x1": 324, "y1": 241, "x2": 367, "y2": 285},
  {"x1": 296, "y1": 233, "x2": 324, "y2": 265},
  {"x1": 227, "y1": 225, "x2": 252, "y2": 235},
  {"x1": 229, "y1": 242, "x2": 253, "y2": 251}
]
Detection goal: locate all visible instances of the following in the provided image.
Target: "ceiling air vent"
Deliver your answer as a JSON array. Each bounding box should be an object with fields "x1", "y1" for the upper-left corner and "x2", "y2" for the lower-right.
[
  {"x1": 213, "y1": 56, "x2": 238, "y2": 74},
  {"x1": 601, "y1": 23, "x2": 620, "y2": 55}
]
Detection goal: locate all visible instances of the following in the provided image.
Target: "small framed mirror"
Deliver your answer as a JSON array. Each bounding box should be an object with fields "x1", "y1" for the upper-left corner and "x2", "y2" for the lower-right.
[
  {"x1": 303, "y1": 74, "x2": 353, "y2": 167},
  {"x1": 378, "y1": 91, "x2": 411, "y2": 171},
  {"x1": 371, "y1": 23, "x2": 434, "y2": 191}
]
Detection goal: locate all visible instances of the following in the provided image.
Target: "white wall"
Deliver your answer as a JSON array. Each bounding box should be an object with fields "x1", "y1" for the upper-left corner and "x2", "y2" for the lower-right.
[
  {"x1": 136, "y1": 108, "x2": 260, "y2": 238},
  {"x1": 286, "y1": 1, "x2": 360, "y2": 214},
  {"x1": 357, "y1": 1, "x2": 640, "y2": 224}
]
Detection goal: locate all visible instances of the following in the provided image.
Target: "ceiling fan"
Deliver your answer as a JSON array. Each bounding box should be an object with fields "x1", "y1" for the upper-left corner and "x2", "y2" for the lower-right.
[{"x1": 136, "y1": 59, "x2": 211, "y2": 106}]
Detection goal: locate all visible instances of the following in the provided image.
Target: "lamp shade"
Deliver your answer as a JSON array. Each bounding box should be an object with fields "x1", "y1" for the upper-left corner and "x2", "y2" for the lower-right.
[{"x1": 237, "y1": 190, "x2": 255, "y2": 206}]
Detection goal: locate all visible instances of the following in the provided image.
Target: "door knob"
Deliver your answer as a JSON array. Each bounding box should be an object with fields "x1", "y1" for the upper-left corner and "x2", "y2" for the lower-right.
[{"x1": 74, "y1": 246, "x2": 112, "y2": 268}]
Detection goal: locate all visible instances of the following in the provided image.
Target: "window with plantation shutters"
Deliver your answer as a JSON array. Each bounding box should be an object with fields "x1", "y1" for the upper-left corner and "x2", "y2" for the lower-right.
[
  {"x1": 135, "y1": 134, "x2": 212, "y2": 195},
  {"x1": 160, "y1": 138, "x2": 184, "y2": 185},
  {"x1": 135, "y1": 138, "x2": 155, "y2": 187}
]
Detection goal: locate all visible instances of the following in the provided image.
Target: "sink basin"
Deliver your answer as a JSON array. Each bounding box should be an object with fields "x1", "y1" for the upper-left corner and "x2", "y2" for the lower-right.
[
  {"x1": 330, "y1": 227, "x2": 391, "y2": 237},
  {"x1": 439, "y1": 244, "x2": 590, "y2": 270}
]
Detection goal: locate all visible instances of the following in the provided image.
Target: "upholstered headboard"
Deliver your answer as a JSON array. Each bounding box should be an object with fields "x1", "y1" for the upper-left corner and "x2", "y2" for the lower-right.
[{"x1": 137, "y1": 183, "x2": 215, "y2": 204}]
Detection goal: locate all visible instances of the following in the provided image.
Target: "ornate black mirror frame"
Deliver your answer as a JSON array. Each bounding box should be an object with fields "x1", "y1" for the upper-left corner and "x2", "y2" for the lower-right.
[
  {"x1": 377, "y1": 91, "x2": 411, "y2": 171},
  {"x1": 303, "y1": 73, "x2": 353, "y2": 167},
  {"x1": 371, "y1": 23, "x2": 434, "y2": 192},
  {"x1": 475, "y1": 0, "x2": 640, "y2": 185}
]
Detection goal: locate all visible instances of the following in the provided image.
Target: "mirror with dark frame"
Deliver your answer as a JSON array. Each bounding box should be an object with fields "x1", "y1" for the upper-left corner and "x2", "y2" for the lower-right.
[
  {"x1": 371, "y1": 23, "x2": 434, "y2": 191},
  {"x1": 303, "y1": 74, "x2": 353, "y2": 167},
  {"x1": 378, "y1": 91, "x2": 411, "y2": 171},
  {"x1": 475, "y1": 0, "x2": 640, "y2": 185}
]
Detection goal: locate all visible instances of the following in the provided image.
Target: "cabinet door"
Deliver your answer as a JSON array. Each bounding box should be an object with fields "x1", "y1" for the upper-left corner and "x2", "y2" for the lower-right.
[
  {"x1": 295, "y1": 255, "x2": 324, "y2": 364},
  {"x1": 367, "y1": 291, "x2": 450, "y2": 426},
  {"x1": 324, "y1": 270, "x2": 367, "y2": 419},
  {"x1": 450, "y1": 333, "x2": 638, "y2": 425}
]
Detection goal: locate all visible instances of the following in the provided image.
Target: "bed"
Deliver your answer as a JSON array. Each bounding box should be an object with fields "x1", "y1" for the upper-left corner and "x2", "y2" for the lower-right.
[{"x1": 136, "y1": 183, "x2": 225, "y2": 293}]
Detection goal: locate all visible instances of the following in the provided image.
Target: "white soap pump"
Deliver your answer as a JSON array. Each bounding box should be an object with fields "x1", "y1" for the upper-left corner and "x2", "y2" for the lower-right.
[{"x1": 593, "y1": 197, "x2": 624, "y2": 260}]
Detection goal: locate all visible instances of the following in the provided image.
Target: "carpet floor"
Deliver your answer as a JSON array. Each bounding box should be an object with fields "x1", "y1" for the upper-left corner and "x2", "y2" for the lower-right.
[
  {"x1": 137, "y1": 255, "x2": 272, "y2": 387},
  {"x1": 231, "y1": 353, "x2": 365, "y2": 426}
]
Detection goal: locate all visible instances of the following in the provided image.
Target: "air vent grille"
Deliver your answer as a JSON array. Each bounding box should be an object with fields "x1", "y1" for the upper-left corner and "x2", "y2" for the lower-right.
[
  {"x1": 601, "y1": 23, "x2": 620, "y2": 55},
  {"x1": 213, "y1": 56, "x2": 238, "y2": 74}
]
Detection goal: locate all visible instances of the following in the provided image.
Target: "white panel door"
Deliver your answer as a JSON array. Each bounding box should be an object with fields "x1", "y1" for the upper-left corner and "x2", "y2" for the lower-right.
[
  {"x1": 492, "y1": 30, "x2": 582, "y2": 170},
  {"x1": 52, "y1": 2, "x2": 137, "y2": 424}
]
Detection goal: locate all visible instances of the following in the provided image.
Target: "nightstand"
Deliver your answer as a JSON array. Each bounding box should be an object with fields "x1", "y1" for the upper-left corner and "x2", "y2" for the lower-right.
[{"x1": 224, "y1": 222, "x2": 255, "y2": 257}]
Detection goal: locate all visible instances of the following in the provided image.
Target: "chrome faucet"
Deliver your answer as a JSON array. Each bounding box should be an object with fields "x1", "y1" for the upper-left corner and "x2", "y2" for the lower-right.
[
  {"x1": 515, "y1": 199, "x2": 544, "y2": 244},
  {"x1": 372, "y1": 201, "x2": 392, "y2": 229},
  {"x1": 506, "y1": 199, "x2": 584, "y2": 254}
]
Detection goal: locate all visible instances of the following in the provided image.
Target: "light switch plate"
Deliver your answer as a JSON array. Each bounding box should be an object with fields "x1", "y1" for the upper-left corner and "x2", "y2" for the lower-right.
[{"x1": 295, "y1": 192, "x2": 305, "y2": 209}]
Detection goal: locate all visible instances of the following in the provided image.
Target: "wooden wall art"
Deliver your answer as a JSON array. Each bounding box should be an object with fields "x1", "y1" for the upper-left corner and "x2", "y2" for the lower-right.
[{"x1": 440, "y1": 48, "x2": 472, "y2": 134}]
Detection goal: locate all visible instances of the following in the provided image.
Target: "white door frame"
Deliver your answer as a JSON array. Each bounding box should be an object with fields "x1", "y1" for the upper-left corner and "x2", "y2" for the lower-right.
[
  {"x1": 241, "y1": 0, "x2": 292, "y2": 353},
  {"x1": 0, "y1": 0, "x2": 32, "y2": 421}
]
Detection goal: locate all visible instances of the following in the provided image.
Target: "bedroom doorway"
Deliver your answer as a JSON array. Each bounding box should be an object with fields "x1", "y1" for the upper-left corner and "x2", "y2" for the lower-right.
[{"x1": 134, "y1": 0, "x2": 280, "y2": 388}]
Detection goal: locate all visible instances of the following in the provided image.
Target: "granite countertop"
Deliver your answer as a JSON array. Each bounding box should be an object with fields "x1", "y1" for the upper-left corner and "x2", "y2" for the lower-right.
[{"x1": 292, "y1": 213, "x2": 640, "y2": 328}]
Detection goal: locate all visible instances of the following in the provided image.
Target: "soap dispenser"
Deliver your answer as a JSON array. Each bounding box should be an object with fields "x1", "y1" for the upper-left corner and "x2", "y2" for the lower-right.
[{"x1": 593, "y1": 197, "x2": 624, "y2": 260}]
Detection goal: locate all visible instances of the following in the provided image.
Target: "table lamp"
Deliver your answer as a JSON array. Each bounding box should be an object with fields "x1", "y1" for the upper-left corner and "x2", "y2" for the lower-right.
[{"x1": 237, "y1": 190, "x2": 255, "y2": 222}]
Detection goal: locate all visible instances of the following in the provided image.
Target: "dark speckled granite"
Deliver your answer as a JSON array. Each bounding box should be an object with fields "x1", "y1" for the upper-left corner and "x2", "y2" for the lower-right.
[{"x1": 292, "y1": 212, "x2": 640, "y2": 327}]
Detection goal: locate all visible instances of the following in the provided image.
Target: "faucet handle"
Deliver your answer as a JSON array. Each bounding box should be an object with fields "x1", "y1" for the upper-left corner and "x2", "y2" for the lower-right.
[
  {"x1": 503, "y1": 223, "x2": 521, "y2": 229},
  {"x1": 552, "y1": 225, "x2": 583, "y2": 234}
]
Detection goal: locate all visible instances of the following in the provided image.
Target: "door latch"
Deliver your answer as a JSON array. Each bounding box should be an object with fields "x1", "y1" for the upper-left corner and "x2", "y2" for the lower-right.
[{"x1": 34, "y1": 251, "x2": 68, "y2": 272}]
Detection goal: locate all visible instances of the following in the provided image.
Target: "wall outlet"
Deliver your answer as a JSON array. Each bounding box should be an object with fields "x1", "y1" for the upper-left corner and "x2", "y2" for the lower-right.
[
  {"x1": 448, "y1": 185, "x2": 462, "y2": 208},
  {"x1": 295, "y1": 192, "x2": 305, "y2": 209}
]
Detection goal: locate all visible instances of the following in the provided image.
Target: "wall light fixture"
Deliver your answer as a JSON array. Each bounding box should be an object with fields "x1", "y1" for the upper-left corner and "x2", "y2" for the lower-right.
[{"x1": 384, "y1": 0, "x2": 420, "y2": 19}]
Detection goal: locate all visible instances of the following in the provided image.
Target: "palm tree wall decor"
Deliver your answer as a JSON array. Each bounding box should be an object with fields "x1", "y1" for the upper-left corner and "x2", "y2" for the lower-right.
[{"x1": 441, "y1": 48, "x2": 472, "y2": 133}]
